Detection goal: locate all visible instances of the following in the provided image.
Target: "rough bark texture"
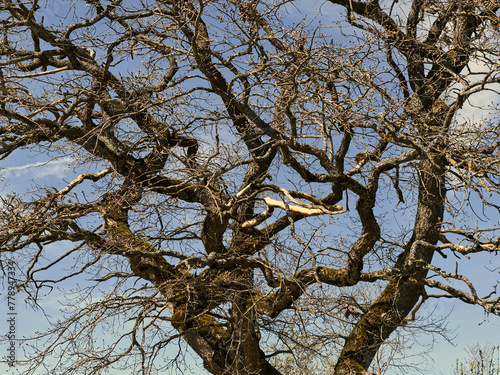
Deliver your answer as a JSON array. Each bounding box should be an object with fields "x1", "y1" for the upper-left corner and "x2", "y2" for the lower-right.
[{"x1": 1, "y1": 1, "x2": 500, "y2": 374}]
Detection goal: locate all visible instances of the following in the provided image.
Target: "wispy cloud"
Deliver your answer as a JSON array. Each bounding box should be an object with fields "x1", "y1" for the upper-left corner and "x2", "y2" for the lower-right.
[{"x1": 1, "y1": 157, "x2": 74, "y2": 179}]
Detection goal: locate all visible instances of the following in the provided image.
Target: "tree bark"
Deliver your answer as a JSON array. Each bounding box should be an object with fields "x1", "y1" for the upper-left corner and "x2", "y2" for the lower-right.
[{"x1": 334, "y1": 154, "x2": 446, "y2": 373}]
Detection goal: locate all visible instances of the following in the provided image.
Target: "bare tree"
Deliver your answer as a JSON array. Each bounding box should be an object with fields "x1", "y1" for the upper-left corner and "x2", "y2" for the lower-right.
[
  {"x1": 454, "y1": 344, "x2": 500, "y2": 375},
  {"x1": 1, "y1": 0, "x2": 500, "y2": 374}
]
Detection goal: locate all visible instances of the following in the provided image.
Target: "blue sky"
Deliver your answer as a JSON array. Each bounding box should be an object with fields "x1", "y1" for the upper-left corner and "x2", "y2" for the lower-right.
[{"x1": 1, "y1": 0, "x2": 500, "y2": 374}]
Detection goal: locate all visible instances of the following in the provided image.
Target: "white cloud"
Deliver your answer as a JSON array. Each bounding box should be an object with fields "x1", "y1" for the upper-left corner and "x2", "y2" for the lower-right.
[{"x1": 1, "y1": 157, "x2": 74, "y2": 179}]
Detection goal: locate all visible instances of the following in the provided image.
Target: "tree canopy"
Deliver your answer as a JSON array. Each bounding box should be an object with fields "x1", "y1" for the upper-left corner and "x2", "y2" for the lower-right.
[{"x1": 1, "y1": 0, "x2": 500, "y2": 374}]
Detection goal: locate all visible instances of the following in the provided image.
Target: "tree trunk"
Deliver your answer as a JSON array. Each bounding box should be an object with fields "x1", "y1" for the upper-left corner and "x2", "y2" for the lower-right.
[{"x1": 334, "y1": 157, "x2": 446, "y2": 374}]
